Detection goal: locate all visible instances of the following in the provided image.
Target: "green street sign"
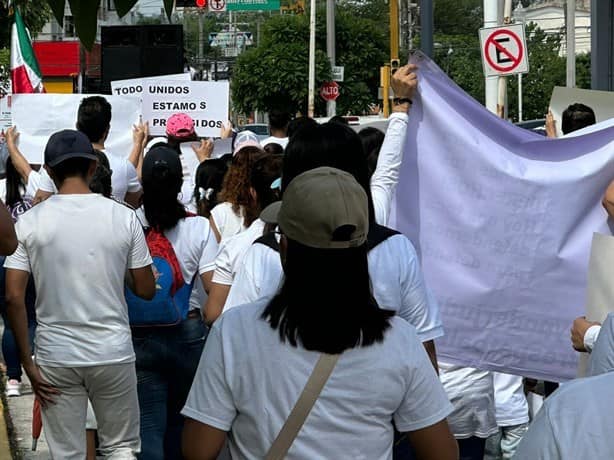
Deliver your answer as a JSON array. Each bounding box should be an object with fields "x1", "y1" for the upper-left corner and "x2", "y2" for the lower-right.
[{"x1": 227, "y1": 0, "x2": 280, "y2": 11}]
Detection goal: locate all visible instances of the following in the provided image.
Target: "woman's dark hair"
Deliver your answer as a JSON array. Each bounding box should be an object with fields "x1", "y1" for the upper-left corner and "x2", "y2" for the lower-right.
[
  {"x1": 193, "y1": 158, "x2": 228, "y2": 218},
  {"x1": 264, "y1": 142, "x2": 284, "y2": 156},
  {"x1": 562, "y1": 103, "x2": 596, "y2": 134},
  {"x1": 287, "y1": 116, "x2": 318, "y2": 139},
  {"x1": 358, "y1": 127, "x2": 385, "y2": 179},
  {"x1": 76, "y1": 96, "x2": 112, "y2": 143},
  {"x1": 262, "y1": 239, "x2": 393, "y2": 354},
  {"x1": 142, "y1": 145, "x2": 186, "y2": 232},
  {"x1": 49, "y1": 157, "x2": 94, "y2": 186},
  {"x1": 250, "y1": 154, "x2": 283, "y2": 211},
  {"x1": 283, "y1": 121, "x2": 375, "y2": 222},
  {"x1": 5, "y1": 157, "x2": 26, "y2": 208},
  {"x1": 218, "y1": 146, "x2": 268, "y2": 227},
  {"x1": 89, "y1": 149, "x2": 112, "y2": 198}
]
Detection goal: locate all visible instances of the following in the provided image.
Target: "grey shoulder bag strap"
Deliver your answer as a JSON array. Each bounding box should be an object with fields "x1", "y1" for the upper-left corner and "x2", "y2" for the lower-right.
[{"x1": 264, "y1": 353, "x2": 340, "y2": 460}]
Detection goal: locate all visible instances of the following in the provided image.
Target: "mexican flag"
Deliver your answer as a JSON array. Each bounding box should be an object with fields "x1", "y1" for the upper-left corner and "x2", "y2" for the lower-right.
[{"x1": 10, "y1": 8, "x2": 45, "y2": 93}]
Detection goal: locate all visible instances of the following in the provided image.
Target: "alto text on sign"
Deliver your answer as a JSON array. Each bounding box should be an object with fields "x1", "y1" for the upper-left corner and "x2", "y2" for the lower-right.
[
  {"x1": 320, "y1": 81, "x2": 339, "y2": 102},
  {"x1": 479, "y1": 24, "x2": 529, "y2": 77}
]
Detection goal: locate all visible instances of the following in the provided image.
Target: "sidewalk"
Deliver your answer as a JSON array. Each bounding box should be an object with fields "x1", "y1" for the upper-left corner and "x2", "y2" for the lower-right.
[{"x1": 4, "y1": 375, "x2": 49, "y2": 460}]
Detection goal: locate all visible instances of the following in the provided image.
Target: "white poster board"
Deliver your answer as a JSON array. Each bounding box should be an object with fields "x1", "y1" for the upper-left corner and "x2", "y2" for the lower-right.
[
  {"x1": 141, "y1": 80, "x2": 229, "y2": 137},
  {"x1": 550, "y1": 86, "x2": 614, "y2": 138},
  {"x1": 578, "y1": 233, "x2": 614, "y2": 376},
  {"x1": 0, "y1": 94, "x2": 11, "y2": 131},
  {"x1": 11, "y1": 94, "x2": 140, "y2": 164},
  {"x1": 110, "y1": 73, "x2": 191, "y2": 97}
]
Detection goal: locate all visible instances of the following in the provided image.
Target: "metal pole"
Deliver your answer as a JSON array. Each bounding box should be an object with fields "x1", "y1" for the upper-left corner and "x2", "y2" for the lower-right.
[
  {"x1": 484, "y1": 0, "x2": 501, "y2": 114},
  {"x1": 198, "y1": 10, "x2": 204, "y2": 67},
  {"x1": 419, "y1": 0, "x2": 433, "y2": 57},
  {"x1": 497, "y1": 0, "x2": 513, "y2": 119},
  {"x1": 307, "y1": 0, "x2": 316, "y2": 117},
  {"x1": 518, "y1": 73, "x2": 523, "y2": 122},
  {"x1": 390, "y1": 0, "x2": 399, "y2": 63},
  {"x1": 326, "y1": 0, "x2": 336, "y2": 117},
  {"x1": 566, "y1": 0, "x2": 576, "y2": 87}
]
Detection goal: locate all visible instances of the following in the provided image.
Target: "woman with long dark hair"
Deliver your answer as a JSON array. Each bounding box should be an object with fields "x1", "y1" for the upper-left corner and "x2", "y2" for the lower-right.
[
  {"x1": 133, "y1": 145, "x2": 218, "y2": 460},
  {"x1": 182, "y1": 168, "x2": 458, "y2": 460}
]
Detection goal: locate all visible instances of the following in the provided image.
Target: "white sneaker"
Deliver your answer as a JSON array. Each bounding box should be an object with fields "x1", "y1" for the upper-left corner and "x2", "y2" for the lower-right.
[{"x1": 6, "y1": 379, "x2": 22, "y2": 397}]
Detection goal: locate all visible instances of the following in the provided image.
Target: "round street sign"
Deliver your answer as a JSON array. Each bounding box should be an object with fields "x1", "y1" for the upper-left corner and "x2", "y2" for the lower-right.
[
  {"x1": 320, "y1": 81, "x2": 339, "y2": 102},
  {"x1": 479, "y1": 24, "x2": 529, "y2": 77}
]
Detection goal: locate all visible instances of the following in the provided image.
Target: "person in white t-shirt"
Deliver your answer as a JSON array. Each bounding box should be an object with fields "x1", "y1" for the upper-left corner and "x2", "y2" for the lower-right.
[
  {"x1": 34, "y1": 96, "x2": 144, "y2": 208},
  {"x1": 134, "y1": 146, "x2": 219, "y2": 460},
  {"x1": 182, "y1": 167, "x2": 458, "y2": 460},
  {"x1": 484, "y1": 373, "x2": 529, "y2": 460},
  {"x1": 5, "y1": 126, "x2": 46, "y2": 199},
  {"x1": 588, "y1": 312, "x2": 614, "y2": 376},
  {"x1": 512, "y1": 371, "x2": 614, "y2": 460},
  {"x1": 4, "y1": 129, "x2": 155, "y2": 459},
  {"x1": 209, "y1": 131, "x2": 267, "y2": 242},
  {"x1": 261, "y1": 108, "x2": 291, "y2": 149},
  {"x1": 226, "y1": 114, "x2": 442, "y2": 368},
  {"x1": 204, "y1": 154, "x2": 282, "y2": 324}
]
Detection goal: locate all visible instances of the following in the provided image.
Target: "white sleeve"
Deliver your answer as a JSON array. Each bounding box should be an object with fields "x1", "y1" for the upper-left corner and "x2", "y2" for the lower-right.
[
  {"x1": 4, "y1": 221, "x2": 31, "y2": 273},
  {"x1": 395, "y1": 237, "x2": 443, "y2": 341},
  {"x1": 181, "y1": 325, "x2": 236, "y2": 431},
  {"x1": 198, "y1": 222, "x2": 219, "y2": 275},
  {"x1": 589, "y1": 316, "x2": 614, "y2": 376},
  {"x1": 211, "y1": 240, "x2": 233, "y2": 285},
  {"x1": 371, "y1": 112, "x2": 408, "y2": 225},
  {"x1": 25, "y1": 171, "x2": 42, "y2": 198},
  {"x1": 125, "y1": 160, "x2": 142, "y2": 194},
  {"x1": 224, "y1": 243, "x2": 283, "y2": 312},
  {"x1": 584, "y1": 324, "x2": 602, "y2": 352},
  {"x1": 512, "y1": 403, "x2": 560, "y2": 459},
  {"x1": 393, "y1": 322, "x2": 453, "y2": 432},
  {"x1": 127, "y1": 213, "x2": 152, "y2": 269},
  {"x1": 210, "y1": 205, "x2": 226, "y2": 239},
  {"x1": 38, "y1": 167, "x2": 57, "y2": 193}
]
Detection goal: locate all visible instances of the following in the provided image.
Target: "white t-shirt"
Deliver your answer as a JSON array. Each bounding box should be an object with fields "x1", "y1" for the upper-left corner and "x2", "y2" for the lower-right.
[
  {"x1": 225, "y1": 234, "x2": 443, "y2": 342},
  {"x1": 38, "y1": 150, "x2": 141, "y2": 200},
  {"x1": 261, "y1": 136, "x2": 289, "y2": 149},
  {"x1": 4, "y1": 194, "x2": 152, "y2": 367},
  {"x1": 182, "y1": 301, "x2": 453, "y2": 460},
  {"x1": 26, "y1": 170, "x2": 44, "y2": 198},
  {"x1": 588, "y1": 312, "x2": 614, "y2": 377},
  {"x1": 210, "y1": 202, "x2": 246, "y2": 241},
  {"x1": 212, "y1": 219, "x2": 266, "y2": 286},
  {"x1": 493, "y1": 372, "x2": 529, "y2": 426},
  {"x1": 513, "y1": 372, "x2": 614, "y2": 460},
  {"x1": 438, "y1": 363, "x2": 497, "y2": 439}
]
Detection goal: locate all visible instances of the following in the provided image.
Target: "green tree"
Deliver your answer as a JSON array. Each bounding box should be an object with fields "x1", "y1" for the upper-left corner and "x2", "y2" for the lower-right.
[
  {"x1": 508, "y1": 22, "x2": 566, "y2": 121},
  {"x1": 576, "y1": 52, "x2": 591, "y2": 89},
  {"x1": 0, "y1": 1, "x2": 52, "y2": 49},
  {"x1": 231, "y1": 5, "x2": 387, "y2": 116}
]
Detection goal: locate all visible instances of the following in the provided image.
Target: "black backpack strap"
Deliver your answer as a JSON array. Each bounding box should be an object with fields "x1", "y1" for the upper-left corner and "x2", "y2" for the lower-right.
[
  {"x1": 254, "y1": 231, "x2": 280, "y2": 253},
  {"x1": 367, "y1": 223, "x2": 400, "y2": 251}
]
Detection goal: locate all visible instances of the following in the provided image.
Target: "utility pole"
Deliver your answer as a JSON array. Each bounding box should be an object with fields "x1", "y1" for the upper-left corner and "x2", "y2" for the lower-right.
[
  {"x1": 198, "y1": 9, "x2": 204, "y2": 69},
  {"x1": 381, "y1": 0, "x2": 399, "y2": 118},
  {"x1": 566, "y1": 0, "x2": 576, "y2": 87},
  {"x1": 484, "y1": 0, "x2": 502, "y2": 114},
  {"x1": 307, "y1": 0, "x2": 316, "y2": 117},
  {"x1": 420, "y1": 0, "x2": 433, "y2": 57},
  {"x1": 497, "y1": 0, "x2": 513, "y2": 119},
  {"x1": 326, "y1": 0, "x2": 336, "y2": 117}
]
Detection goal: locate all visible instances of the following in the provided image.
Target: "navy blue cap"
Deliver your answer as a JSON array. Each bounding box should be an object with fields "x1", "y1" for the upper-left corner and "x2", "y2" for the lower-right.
[
  {"x1": 44, "y1": 130, "x2": 96, "y2": 167},
  {"x1": 142, "y1": 145, "x2": 183, "y2": 183}
]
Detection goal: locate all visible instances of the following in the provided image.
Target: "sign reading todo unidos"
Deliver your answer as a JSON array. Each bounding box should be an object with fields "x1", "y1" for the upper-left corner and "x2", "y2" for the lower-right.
[{"x1": 142, "y1": 80, "x2": 230, "y2": 137}]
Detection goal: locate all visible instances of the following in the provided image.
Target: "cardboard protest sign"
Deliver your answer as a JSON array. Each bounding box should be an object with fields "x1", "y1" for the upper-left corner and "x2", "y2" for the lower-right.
[
  {"x1": 11, "y1": 94, "x2": 140, "y2": 164},
  {"x1": 578, "y1": 233, "x2": 614, "y2": 376},
  {"x1": 142, "y1": 80, "x2": 229, "y2": 137},
  {"x1": 550, "y1": 86, "x2": 614, "y2": 138},
  {"x1": 111, "y1": 73, "x2": 191, "y2": 98}
]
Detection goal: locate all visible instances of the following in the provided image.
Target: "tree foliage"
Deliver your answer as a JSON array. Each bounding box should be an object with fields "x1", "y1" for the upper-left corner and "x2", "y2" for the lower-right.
[
  {"x1": 231, "y1": 5, "x2": 387, "y2": 116},
  {"x1": 0, "y1": 1, "x2": 53, "y2": 49}
]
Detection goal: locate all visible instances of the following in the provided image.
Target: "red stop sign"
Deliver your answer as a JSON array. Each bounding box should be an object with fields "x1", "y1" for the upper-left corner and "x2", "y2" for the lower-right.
[{"x1": 320, "y1": 81, "x2": 339, "y2": 101}]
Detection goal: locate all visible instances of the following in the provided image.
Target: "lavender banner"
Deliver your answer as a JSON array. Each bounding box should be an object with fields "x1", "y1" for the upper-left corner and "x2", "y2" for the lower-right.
[{"x1": 389, "y1": 52, "x2": 614, "y2": 381}]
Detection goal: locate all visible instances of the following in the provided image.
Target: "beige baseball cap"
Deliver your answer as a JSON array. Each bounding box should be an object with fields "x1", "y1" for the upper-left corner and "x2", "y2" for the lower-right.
[{"x1": 260, "y1": 167, "x2": 368, "y2": 249}]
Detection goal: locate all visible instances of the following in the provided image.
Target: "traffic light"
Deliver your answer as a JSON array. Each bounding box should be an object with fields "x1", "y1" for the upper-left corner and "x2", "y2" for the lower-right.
[{"x1": 175, "y1": 0, "x2": 207, "y2": 8}]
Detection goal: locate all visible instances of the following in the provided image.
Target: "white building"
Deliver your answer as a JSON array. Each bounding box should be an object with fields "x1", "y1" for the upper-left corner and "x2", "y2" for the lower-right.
[{"x1": 513, "y1": 0, "x2": 591, "y2": 55}]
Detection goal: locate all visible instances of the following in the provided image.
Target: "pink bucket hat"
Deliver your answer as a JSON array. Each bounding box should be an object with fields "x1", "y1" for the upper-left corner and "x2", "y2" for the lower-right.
[{"x1": 166, "y1": 113, "x2": 196, "y2": 138}]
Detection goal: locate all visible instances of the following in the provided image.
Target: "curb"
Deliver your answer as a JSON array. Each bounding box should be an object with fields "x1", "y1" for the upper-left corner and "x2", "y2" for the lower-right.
[{"x1": 0, "y1": 397, "x2": 12, "y2": 460}]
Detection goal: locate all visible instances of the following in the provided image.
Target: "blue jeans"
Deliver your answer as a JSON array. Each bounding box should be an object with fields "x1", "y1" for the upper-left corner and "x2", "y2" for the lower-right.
[
  {"x1": 1, "y1": 309, "x2": 36, "y2": 381},
  {"x1": 132, "y1": 317, "x2": 208, "y2": 460}
]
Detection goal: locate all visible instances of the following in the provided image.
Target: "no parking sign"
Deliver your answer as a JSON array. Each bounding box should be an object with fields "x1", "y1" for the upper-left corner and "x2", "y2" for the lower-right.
[{"x1": 479, "y1": 24, "x2": 529, "y2": 77}]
